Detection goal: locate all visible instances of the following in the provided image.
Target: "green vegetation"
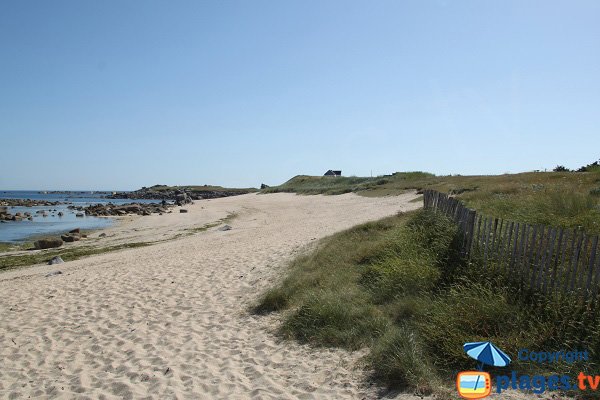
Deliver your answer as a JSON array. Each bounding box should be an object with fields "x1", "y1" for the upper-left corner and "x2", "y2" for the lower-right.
[
  {"x1": 144, "y1": 184, "x2": 257, "y2": 194},
  {"x1": 0, "y1": 242, "x2": 152, "y2": 271},
  {"x1": 262, "y1": 172, "x2": 434, "y2": 196},
  {"x1": 254, "y1": 210, "x2": 600, "y2": 395},
  {"x1": 263, "y1": 170, "x2": 600, "y2": 234},
  {"x1": 0, "y1": 242, "x2": 33, "y2": 253}
]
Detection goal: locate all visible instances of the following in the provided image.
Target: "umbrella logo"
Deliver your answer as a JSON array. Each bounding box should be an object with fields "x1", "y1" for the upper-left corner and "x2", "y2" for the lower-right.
[{"x1": 456, "y1": 341, "x2": 512, "y2": 399}]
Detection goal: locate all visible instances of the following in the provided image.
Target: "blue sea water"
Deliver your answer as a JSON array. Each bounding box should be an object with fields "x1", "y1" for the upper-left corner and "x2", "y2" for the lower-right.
[{"x1": 0, "y1": 190, "x2": 160, "y2": 243}]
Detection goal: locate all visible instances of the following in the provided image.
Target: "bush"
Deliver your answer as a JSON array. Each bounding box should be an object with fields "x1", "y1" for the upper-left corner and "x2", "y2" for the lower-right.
[{"x1": 553, "y1": 165, "x2": 570, "y2": 172}]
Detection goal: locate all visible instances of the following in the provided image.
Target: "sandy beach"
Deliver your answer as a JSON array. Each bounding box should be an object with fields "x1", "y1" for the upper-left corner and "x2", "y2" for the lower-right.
[{"x1": 0, "y1": 192, "x2": 423, "y2": 399}]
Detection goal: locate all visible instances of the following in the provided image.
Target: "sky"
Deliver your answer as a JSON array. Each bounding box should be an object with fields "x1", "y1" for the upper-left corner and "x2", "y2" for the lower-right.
[{"x1": 1, "y1": 1, "x2": 599, "y2": 190}]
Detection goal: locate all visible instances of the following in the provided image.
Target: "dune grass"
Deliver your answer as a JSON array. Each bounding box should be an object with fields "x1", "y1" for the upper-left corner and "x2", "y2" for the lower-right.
[
  {"x1": 254, "y1": 209, "x2": 600, "y2": 396},
  {"x1": 263, "y1": 170, "x2": 600, "y2": 234}
]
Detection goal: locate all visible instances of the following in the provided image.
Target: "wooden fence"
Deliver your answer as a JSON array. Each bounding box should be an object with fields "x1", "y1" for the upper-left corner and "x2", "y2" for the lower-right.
[{"x1": 423, "y1": 190, "x2": 600, "y2": 299}]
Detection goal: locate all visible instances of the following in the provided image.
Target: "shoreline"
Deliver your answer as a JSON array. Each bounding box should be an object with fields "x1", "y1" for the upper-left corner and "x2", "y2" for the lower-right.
[{"x1": 0, "y1": 192, "x2": 423, "y2": 398}]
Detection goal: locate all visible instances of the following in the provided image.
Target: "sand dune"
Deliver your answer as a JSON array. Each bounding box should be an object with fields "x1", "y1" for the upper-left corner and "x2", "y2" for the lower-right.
[{"x1": 0, "y1": 192, "x2": 422, "y2": 399}]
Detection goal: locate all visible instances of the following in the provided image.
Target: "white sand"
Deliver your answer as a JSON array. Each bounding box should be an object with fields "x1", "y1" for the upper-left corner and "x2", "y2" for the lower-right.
[{"x1": 0, "y1": 192, "x2": 425, "y2": 399}]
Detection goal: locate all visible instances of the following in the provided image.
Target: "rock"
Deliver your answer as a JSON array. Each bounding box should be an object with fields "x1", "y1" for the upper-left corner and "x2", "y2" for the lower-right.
[
  {"x1": 34, "y1": 238, "x2": 63, "y2": 249},
  {"x1": 27, "y1": 216, "x2": 33, "y2": 221},
  {"x1": 99, "y1": 233, "x2": 107, "y2": 238},
  {"x1": 48, "y1": 256, "x2": 64, "y2": 265},
  {"x1": 45, "y1": 270, "x2": 63, "y2": 277},
  {"x1": 75, "y1": 213, "x2": 84, "y2": 217},
  {"x1": 57, "y1": 212, "x2": 64, "y2": 217},
  {"x1": 174, "y1": 190, "x2": 194, "y2": 206},
  {"x1": 218, "y1": 225, "x2": 232, "y2": 231},
  {"x1": 179, "y1": 209, "x2": 188, "y2": 213},
  {"x1": 69, "y1": 228, "x2": 80, "y2": 234},
  {"x1": 61, "y1": 233, "x2": 81, "y2": 242}
]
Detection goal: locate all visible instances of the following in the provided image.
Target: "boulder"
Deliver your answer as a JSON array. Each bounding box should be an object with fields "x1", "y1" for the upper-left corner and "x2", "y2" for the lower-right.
[
  {"x1": 218, "y1": 225, "x2": 232, "y2": 231},
  {"x1": 48, "y1": 256, "x2": 64, "y2": 265},
  {"x1": 69, "y1": 228, "x2": 80, "y2": 234},
  {"x1": 45, "y1": 270, "x2": 63, "y2": 277},
  {"x1": 75, "y1": 213, "x2": 84, "y2": 217},
  {"x1": 99, "y1": 233, "x2": 107, "y2": 238},
  {"x1": 179, "y1": 209, "x2": 188, "y2": 213},
  {"x1": 34, "y1": 238, "x2": 63, "y2": 249},
  {"x1": 57, "y1": 212, "x2": 64, "y2": 217},
  {"x1": 175, "y1": 191, "x2": 193, "y2": 206}
]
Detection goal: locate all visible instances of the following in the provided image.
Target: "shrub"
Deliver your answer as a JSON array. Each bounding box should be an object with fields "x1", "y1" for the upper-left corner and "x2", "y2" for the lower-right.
[{"x1": 553, "y1": 165, "x2": 570, "y2": 172}]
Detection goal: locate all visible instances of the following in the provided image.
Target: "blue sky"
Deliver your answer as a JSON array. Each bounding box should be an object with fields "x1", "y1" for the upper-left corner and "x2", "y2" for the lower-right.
[{"x1": 1, "y1": 1, "x2": 599, "y2": 190}]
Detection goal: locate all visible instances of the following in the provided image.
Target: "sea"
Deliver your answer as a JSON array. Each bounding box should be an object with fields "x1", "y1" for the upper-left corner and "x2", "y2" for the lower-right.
[{"x1": 0, "y1": 191, "x2": 161, "y2": 243}]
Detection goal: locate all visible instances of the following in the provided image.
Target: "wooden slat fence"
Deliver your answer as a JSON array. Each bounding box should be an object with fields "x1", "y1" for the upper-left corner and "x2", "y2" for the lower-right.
[{"x1": 423, "y1": 190, "x2": 600, "y2": 300}]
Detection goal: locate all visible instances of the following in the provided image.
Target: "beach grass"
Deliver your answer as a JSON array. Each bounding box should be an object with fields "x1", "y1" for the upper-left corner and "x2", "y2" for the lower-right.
[{"x1": 254, "y1": 209, "x2": 600, "y2": 395}]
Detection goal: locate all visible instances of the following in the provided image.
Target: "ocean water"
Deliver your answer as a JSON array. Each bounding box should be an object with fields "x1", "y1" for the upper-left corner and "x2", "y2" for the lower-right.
[{"x1": 0, "y1": 191, "x2": 160, "y2": 243}]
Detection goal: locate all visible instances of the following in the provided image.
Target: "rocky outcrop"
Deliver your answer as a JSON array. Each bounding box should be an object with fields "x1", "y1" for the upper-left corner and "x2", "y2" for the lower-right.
[
  {"x1": 76, "y1": 202, "x2": 172, "y2": 217},
  {"x1": 105, "y1": 185, "x2": 254, "y2": 202},
  {"x1": 0, "y1": 199, "x2": 63, "y2": 207}
]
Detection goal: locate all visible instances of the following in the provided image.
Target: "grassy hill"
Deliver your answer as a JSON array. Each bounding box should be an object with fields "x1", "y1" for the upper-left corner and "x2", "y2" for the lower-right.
[{"x1": 263, "y1": 171, "x2": 600, "y2": 235}]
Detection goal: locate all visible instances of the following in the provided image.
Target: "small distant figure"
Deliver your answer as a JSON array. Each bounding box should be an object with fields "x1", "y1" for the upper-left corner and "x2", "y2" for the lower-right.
[{"x1": 323, "y1": 170, "x2": 342, "y2": 177}]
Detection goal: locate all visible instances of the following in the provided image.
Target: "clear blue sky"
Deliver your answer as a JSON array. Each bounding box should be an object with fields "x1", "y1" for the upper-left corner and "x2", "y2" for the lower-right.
[{"x1": 1, "y1": 1, "x2": 599, "y2": 190}]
